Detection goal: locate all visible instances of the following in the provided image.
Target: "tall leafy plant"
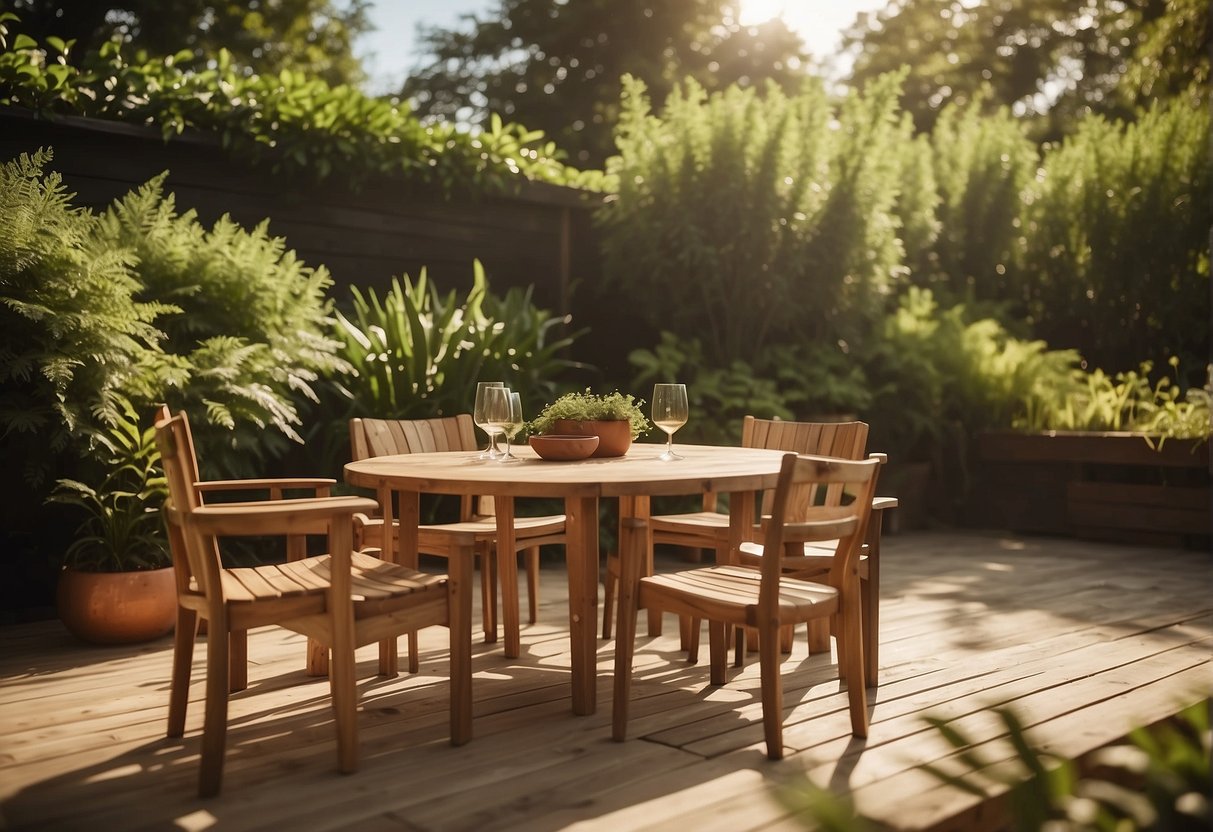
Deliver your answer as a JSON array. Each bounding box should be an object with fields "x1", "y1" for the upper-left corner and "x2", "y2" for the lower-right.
[{"x1": 331, "y1": 259, "x2": 581, "y2": 420}]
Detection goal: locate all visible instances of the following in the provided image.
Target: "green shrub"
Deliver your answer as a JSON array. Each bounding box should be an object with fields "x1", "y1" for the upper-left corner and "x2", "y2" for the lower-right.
[
  {"x1": 598, "y1": 71, "x2": 918, "y2": 368},
  {"x1": 628, "y1": 333, "x2": 872, "y2": 445},
  {"x1": 0, "y1": 18, "x2": 605, "y2": 195},
  {"x1": 92, "y1": 173, "x2": 348, "y2": 476},
  {"x1": 0, "y1": 149, "x2": 169, "y2": 485},
  {"x1": 1021, "y1": 96, "x2": 1211, "y2": 376},
  {"x1": 927, "y1": 97, "x2": 1037, "y2": 310},
  {"x1": 862, "y1": 288, "x2": 1081, "y2": 464},
  {"x1": 2, "y1": 148, "x2": 349, "y2": 485}
]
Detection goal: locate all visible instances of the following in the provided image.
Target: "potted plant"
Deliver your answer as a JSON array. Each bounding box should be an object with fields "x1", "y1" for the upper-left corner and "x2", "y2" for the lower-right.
[
  {"x1": 529, "y1": 389, "x2": 650, "y2": 457},
  {"x1": 48, "y1": 400, "x2": 176, "y2": 644}
]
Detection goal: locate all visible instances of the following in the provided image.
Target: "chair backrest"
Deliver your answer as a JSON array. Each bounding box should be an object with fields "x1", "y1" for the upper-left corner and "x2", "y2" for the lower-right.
[
  {"x1": 349, "y1": 415, "x2": 486, "y2": 517},
  {"x1": 741, "y1": 416, "x2": 869, "y2": 517},
  {"x1": 154, "y1": 409, "x2": 222, "y2": 605},
  {"x1": 758, "y1": 453, "x2": 881, "y2": 614},
  {"x1": 350, "y1": 415, "x2": 479, "y2": 460}
]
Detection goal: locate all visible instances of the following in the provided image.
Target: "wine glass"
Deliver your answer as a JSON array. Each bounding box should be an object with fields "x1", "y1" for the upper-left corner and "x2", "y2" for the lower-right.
[
  {"x1": 652, "y1": 383, "x2": 688, "y2": 461},
  {"x1": 480, "y1": 385, "x2": 513, "y2": 462},
  {"x1": 499, "y1": 391, "x2": 524, "y2": 463},
  {"x1": 473, "y1": 381, "x2": 505, "y2": 458}
]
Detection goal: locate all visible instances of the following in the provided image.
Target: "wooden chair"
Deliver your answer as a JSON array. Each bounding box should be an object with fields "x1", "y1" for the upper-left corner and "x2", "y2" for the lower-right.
[
  {"x1": 603, "y1": 417, "x2": 891, "y2": 685},
  {"x1": 349, "y1": 415, "x2": 566, "y2": 647},
  {"x1": 153, "y1": 404, "x2": 340, "y2": 687},
  {"x1": 611, "y1": 452, "x2": 880, "y2": 758},
  {"x1": 156, "y1": 410, "x2": 472, "y2": 797}
]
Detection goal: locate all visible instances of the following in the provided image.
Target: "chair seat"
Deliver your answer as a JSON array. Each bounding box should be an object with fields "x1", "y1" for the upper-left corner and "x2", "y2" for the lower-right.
[
  {"x1": 640, "y1": 564, "x2": 839, "y2": 624},
  {"x1": 189, "y1": 552, "x2": 447, "y2": 609},
  {"x1": 650, "y1": 511, "x2": 732, "y2": 534}
]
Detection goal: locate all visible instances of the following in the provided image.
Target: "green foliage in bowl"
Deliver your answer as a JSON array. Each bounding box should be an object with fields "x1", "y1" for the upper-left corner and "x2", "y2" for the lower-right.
[{"x1": 529, "y1": 389, "x2": 650, "y2": 439}]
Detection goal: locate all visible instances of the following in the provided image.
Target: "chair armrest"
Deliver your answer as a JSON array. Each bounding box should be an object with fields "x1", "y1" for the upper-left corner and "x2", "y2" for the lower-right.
[
  {"x1": 872, "y1": 496, "x2": 898, "y2": 512},
  {"x1": 867, "y1": 452, "x2": 888, "y2": 465},
  {"x1": 196, "y1": 477, "x2": 336, "y2": 494},
  {"x1": 186, "y1": 496, "x2": 377, "y2": 537}
]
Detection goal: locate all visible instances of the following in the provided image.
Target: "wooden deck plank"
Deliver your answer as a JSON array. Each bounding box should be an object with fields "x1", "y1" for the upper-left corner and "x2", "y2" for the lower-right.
[{"x1": 0, "y1": 531, "x2": 1209, "y2": 831}]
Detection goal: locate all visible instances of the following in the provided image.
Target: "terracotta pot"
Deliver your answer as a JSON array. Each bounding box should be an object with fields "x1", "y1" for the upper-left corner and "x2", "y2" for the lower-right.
[
  {"x1": 57, "y1": 566, "x2": 177, "y2": 645},
  {"x1": 551, "y1": 419, "x2": 633, "y2": 458}
]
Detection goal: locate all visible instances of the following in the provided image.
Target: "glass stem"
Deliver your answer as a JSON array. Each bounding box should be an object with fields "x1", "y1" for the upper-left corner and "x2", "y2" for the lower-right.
[{"x1": 666, "y1": 432, "x2": 674, "y2": 456}]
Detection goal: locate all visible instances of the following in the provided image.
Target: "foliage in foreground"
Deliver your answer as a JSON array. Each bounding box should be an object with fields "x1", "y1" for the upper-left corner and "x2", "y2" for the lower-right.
[
  {"x1": 923, "y1": 701, "x2": 1212, "y2": 832},
  {"x1": 777, "y1": 700, "x2": 1211, "y2": 832}
]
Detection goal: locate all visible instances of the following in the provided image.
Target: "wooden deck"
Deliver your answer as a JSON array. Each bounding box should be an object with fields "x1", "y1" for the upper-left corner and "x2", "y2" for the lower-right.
[{"x1": 1, "y1": 531, "x2": 1209, "y2": 831}]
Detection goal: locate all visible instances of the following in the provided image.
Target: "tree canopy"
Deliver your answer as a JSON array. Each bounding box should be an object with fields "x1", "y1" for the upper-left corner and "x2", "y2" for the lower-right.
[
  {"x1": 8, "y1": 0, "x2": 372, "y2": 86},
  {"x1": 842, "y1": 0, "x2": 1208, "y2": 140},
  {"x1": 402, "y1": 0, "x2": 809, "y2": 166}
]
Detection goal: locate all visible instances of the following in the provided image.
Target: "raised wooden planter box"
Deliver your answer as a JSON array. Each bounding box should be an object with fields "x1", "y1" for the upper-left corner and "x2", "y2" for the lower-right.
[{"x1": 972, "y1": 431, "x2": 1210, "y2": 548}]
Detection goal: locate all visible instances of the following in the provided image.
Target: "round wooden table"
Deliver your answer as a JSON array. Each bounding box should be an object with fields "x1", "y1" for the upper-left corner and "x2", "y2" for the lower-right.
[{"x1": 344, "y1": 442, "x2": 788, "y2": 715}]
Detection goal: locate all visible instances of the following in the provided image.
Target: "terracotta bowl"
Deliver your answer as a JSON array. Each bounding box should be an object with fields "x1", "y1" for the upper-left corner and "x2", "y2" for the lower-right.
[{"x1": 528, "y1": 434, "x2": 600, "y2": 461}]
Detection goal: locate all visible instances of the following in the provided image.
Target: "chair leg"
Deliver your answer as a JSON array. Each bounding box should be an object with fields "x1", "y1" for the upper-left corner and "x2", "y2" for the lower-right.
[
  {"x1": 708, "y1": 621, "x2": 728, "y2": 685},
  {"x1": 780, "y1": 623, "x2": 793, "y2": 654},
  {"x1": 734, "y1": 625, "x2": 747, "y2": 667},
  {"x1": 307, "y1": 637, "x2": 329, "y2": 678},
  {"x1": 862, "y1": 575, "x2": 878, "y2": 688},
  {"x1": 480, "y1": 549, "x2": 498, "y2": 644},
  {"x1": 168, "y1": 606, "x2": 196, "y2": 738},
  {"x1": 328, "y1": 521, "x2": 359, "y2": 775},
  {"x1": 685, "y1": 618, "x2": 700, "y2": 664},
  {"x1": 807, "y1": 618, "x2": 830, "y2": 655},
  {"x1": 601, "y1": 557, "x2": 616, "y2": 639},
  {"x1": 198, "y1": 613, "x2": 231, "y2": 798},
  {"x1": 758, "y1": 619, "x2": 785, "y2": 760},
  {"x1": 526, "y1": 547, "x2": 540, "y2": 624},
  {"x1": 836, "y1": 601, "x2": 870, "y2": 738},
  {"x1": 229, "y1": 629, "x2": 250, "y2": 690}
]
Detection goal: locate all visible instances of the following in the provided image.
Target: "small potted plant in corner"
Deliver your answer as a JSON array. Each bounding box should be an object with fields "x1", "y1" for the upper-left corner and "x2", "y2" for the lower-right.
[
  {"x1": 529, "y1": 389, "x2": 650, "y2": 457},
  {"x1": 48, "y1": 399, "x2": 176, "y2": 645}
]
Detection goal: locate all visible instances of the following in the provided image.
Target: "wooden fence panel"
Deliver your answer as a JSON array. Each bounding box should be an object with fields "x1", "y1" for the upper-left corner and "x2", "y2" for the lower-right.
[{"x1": 0, "y1": 110, "x2": 604, "y2": 317}]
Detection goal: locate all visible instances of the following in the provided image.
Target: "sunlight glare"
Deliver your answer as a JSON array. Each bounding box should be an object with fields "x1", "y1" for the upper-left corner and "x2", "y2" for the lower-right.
[{"x1": 738, "y1": 0, "x2": 788, "y2": 26}]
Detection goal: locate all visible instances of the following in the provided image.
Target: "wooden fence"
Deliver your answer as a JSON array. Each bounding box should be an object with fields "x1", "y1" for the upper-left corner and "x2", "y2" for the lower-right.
[{"x1": 0, "y1": 109, "x2": 604, "y2": 319}]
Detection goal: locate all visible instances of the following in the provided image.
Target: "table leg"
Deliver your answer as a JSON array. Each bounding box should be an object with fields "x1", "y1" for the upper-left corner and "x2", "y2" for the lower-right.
[
  {"x1": 495, "y1": 496, "x2": 520, "y2": 658},
  {"x1": 565, "y1": 494, "x2": 599, "y2": 715},
  {"x1": 612, "y1": 515, "x2": 646, "y2": 741}
]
